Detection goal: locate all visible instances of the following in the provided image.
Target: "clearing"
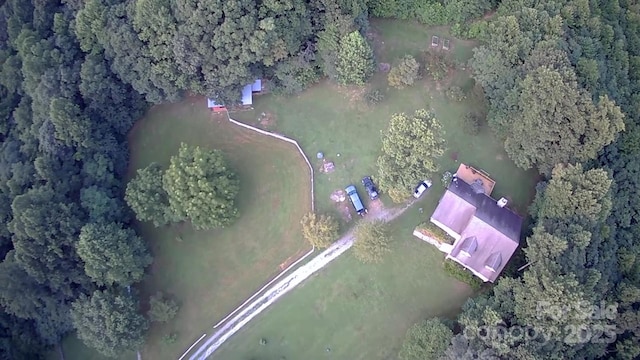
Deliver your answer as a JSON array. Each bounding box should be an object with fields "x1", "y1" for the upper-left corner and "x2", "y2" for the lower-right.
[{"x1": 213, "y1": 18, "x2": 538, "y2": 359}]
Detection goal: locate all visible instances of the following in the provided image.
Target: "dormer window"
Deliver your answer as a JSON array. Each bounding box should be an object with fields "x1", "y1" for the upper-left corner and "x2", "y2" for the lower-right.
[
  {"x1": 485, "y1": 252, "x2": 502, "y2": 272},
  {"x1": 459, "y1": 236, "x2": 477, "y2": 257}
]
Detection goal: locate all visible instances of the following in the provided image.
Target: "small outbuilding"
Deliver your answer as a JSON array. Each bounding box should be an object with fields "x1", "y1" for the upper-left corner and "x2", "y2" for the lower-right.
[{"x1": 207, "y1": 79, "x2": 263, "y2": 111}]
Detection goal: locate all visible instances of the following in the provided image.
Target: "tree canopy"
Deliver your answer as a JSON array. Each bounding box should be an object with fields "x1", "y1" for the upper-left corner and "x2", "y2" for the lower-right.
[
  {"x1": 336, "y1": 31, "x2": 374, "y2": 85},
  {"x1": 163, "y1": 143, "x2": 240, "y2": 230},
  {"x1": 71, "y1": 290, "x2": 148, "y2": 358},
  {"x1": 399, "y1": 318, "x2": 453, "y2": 360},
  {"x1": 377, "y1": 109, "x2": 445, "y2": 202},
  {"x1": 125, "y1": 162, "x2": 175, "y2": 227},
  {"x1": 77, "y1": 222, "x2": 152, "y2": 287},
  {"x1": 300, "y1": 212, "x2": 340, "y2": 249}
]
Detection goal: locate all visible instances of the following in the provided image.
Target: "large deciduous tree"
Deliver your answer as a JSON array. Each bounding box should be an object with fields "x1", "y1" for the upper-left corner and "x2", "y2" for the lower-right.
[
  {"x1": 399, "y1": 318, "x2": 453, "y2": 360},
  {"x1": 503, "y1": 66, "x2": 624, "y2": 174},
  {"x1": 71, "y1": 289, "x2": 148, "y2": 358},
  {"x1": 125, "y1": 162, "x2": 174, "y2": 227},
  {"x1": 163, "y1": 143, "x2": 240, "y2": 230},
  {"x1": 77, "y1": 222, "x2": 152, "y2": 287},
  {"x1": 300, "y1": 212, "x2": 339, "y2": 248},
  {"x1": 353, "y1": 220, "x2": 392, "y2": 263},
  {"x1": 336, "y1": 31, "x2": 374, "y2": 85},
  {"x1": 377, "y1": 109, "x2": 445, "y2": 202}
]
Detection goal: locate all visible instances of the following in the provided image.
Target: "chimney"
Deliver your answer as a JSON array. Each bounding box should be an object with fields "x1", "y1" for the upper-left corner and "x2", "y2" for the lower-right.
[{"x1": 497, "y1": 197, "x2": 508, "y2": 208}]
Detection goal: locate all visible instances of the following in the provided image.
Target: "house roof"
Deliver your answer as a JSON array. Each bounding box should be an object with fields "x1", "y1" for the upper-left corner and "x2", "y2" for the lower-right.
[
  {"x1": 447, "y1": 178, "x2": 522, "y2": 242},
  {"x1": 241, "y1": 84, "x2": 253, "y2": 105},
  {"x1": 430, "y1": 173, "x2": 523, "y2": 283},
  {"x1": 251, "y1": 79, "x2": 262, "y2": 92},
  {"x1": 447, "y1": 215, "x2": 519, "y2": 282},
  {"x1": 431, "y1": 190, "x2": 476, "y2": 235}
]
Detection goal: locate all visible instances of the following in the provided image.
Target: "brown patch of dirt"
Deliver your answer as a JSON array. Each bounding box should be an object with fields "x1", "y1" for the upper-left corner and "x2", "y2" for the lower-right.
[
  {"x1": 451, "y1": 151, "x2": 459, "y2": 161},
  {"x1": 329, "y1": 83, "x2": 368, "y2": 106},
  {"x1": 368, "y1": 199, "x2": 384, "y2": 214},
  {"x1": 338, "y1": 204, "x2": 352, "y2": 222},
  {"x1": 256, "y1": 111, "x2": 276, "y2": 128},
  {"x1": 496, "y1": 154, "x2": 504, "y2": 160}
]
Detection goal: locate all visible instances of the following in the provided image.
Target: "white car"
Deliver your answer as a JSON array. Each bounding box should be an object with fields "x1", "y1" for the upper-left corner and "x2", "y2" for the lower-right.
[{"x1": 413, "y1": 180, "x2": 433, "y2": 199}]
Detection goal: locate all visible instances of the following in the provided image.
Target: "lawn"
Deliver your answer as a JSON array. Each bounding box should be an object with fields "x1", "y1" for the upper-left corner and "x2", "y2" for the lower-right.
[
  {"x1": 50, "y1": 98, "x2": 313, "y2": 360},
  {"x1": 213, "y1": 206, "x2": 474, "y2": 360},
  {"x1": 214, "y1": 18, "x2": 539, "y2": 360},
  {"x1": 128, "y1": 100, "x2": 313, "y2": 360}
]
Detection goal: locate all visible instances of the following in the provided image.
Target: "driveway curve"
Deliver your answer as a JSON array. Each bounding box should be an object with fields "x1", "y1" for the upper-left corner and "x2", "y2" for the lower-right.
[{"x1": 187, "y1": 200, "x2": 416, "y2": 360}]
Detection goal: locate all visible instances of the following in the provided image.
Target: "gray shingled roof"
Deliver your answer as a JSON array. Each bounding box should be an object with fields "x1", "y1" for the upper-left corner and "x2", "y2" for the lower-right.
[{"x1": 447, "y1": 178, "x2": 522, "y2": 242}]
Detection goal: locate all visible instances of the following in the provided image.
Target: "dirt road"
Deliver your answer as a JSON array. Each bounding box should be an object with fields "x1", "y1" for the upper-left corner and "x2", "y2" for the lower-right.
[{"x1": 187, "y1": 200, "x2": 415, "y2": 360}]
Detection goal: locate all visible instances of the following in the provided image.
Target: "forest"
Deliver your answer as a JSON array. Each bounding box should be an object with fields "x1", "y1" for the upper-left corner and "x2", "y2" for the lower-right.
[{"x1": 0, "y1": 0, "x2": 639, "y2": 359}]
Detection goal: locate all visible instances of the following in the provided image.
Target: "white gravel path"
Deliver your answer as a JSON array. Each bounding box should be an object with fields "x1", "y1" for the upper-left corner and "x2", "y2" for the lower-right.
[{"x1": 187, "y1": 200, "x2": 415, "y2": 360}]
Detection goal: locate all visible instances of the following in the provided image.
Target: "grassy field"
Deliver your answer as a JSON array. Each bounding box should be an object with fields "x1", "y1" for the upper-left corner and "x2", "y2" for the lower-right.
[
  {"x1": 128, "y1": 100, "x2": 313, "y2": 360},
  {"x1": 51, "y1": 99, "x2": 313, "y2": 360},
  {"x1": 214, "y1": 204, "x2": 473, "y2": 360},
  {"x1": 215, "y1": 19, "x2": 539, "y2": 360}
]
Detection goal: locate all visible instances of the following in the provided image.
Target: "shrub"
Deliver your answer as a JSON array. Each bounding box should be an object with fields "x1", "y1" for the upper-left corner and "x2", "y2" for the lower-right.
[
  {"x1": 443, "y1": 260, "x2": 483, "y2": 290},
  {"x1": 445, "y1": 85, "x2": 466, "y2": 102},
  {"x1": 388, "y1": 55, "x2": 421, "y2": 89},
  {"x1": 441, "y1": 171, "x2": 453, "y2": 187},
  {"x1": 364, "y1": 89, "x2": 385, "y2": 105},
  {"x1": 416, "y1": 222, "x2": 454, "y2": 244},
  {"x1": 353, "y1": 220, "x2": 392, "y2": 263},
  {"x1": 420, "y1": 51, "x2": 449, "y2": 81},
  {"x1": 300, "y1": 212, "x2": 339, "y2": 248},
  {"x1": 148, "y1": 292, "x2": 179, "y2": 323},
  {"x1": 162, "y1": 332, "x2": 178, "y2": 345}
]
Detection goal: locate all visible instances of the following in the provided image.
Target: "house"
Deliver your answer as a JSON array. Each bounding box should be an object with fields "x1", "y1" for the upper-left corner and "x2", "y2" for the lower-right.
[
  {"x1": 207, "y1": 79, "x2": 263, "y2": 111},
  {"x1": 425, "y1": 164, "x2": 522, "y2": 283}
]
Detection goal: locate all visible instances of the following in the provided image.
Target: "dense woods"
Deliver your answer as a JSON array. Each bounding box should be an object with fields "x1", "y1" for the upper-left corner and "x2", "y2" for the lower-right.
[{"x1": 1, "y1": 0, "x2": 639, "y2": 358}]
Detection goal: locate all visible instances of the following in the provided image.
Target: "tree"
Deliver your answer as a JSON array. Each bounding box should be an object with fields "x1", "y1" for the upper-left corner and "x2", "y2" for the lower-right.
[
  {"x1": 125, "y1": 163, "x2": 174, "y2": 227},
  {"x1": 300, "y1": 212, "x2": 339, "y2": 248},
  {"x1": 147, "y1": 292, "x2": 179, "y2": 323},
  {"x1": 77, "y1": 222, "x2": 152, "y2": 287},
  {"x1": 163, "y1": 143, "x2": 240, "y2": 230},
  {"x1": 71, "y1": 289, "x2": 148, "y2": 358},
  {"x1": 399, "y1": 318, "x2": 453, "y2": 360},
  {"x1": 336, "y1": 31, "x2": 374, "y2": 85},
  {"x1": 377, "y1": 109, "x2": 445, "y2": 202},
  {"x1": 388, "y1": 55, "x2": 420, "y2": 89},
  {"x1": 353, "y1": 220, "x2": 392, "y2": 263},
  {"x1": 503, "y1": 67, "x2": 625, "y2": 174}
]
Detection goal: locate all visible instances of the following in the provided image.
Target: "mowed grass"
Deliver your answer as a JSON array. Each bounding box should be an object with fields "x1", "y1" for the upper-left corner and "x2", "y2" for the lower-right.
[
  {"x1": 214, "y1": 206, "x2": 473, "y2": 360},
  {"x1": 216, "y1": 19, "x2": 539, "y2": 360},
  {"x1": 126, "y1": 100, "x2": 312, "y2": 359}
]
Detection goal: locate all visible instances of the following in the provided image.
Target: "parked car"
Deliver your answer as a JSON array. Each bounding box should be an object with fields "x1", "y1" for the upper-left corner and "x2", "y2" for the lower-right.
[
  {"x1": 413, "y1": 180, "x2": 433, "y2": 199},
  {"x1": 345, "y1": 185, "x2": 367, "y2": 215},
  {"x1": 361, "y1": 176, "x2": 379, "y2": 200}
]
